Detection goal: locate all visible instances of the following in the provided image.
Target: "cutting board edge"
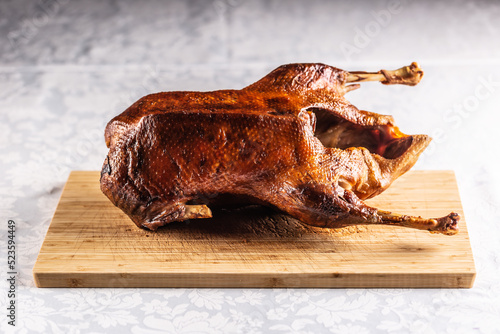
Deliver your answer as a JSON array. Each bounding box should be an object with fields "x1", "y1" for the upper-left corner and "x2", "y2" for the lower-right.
[{"x1": 33, "y1": 271, "x2": 476, "y2": 288}]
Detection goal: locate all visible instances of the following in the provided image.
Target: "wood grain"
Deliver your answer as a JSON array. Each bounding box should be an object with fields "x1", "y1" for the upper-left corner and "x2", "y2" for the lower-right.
[{"x1": 33, "y1": 170, "x2": 475, "y2": 288}]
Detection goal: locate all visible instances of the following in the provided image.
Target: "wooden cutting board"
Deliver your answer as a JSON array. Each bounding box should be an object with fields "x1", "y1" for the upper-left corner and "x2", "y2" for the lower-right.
[{"x1": 33, "y1": 170, "x2": 475, "y2": 288}]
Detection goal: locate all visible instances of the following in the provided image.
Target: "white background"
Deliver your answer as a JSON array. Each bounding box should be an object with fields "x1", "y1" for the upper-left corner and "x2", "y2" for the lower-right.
[{"x1": 1, "y1": 0, "x2": 499, "y2": 333}]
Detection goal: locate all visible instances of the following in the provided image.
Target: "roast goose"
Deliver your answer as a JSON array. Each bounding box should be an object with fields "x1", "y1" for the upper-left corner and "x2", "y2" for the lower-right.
[{"x1": 100, "y1": 62, "x2": 459, "y2": 235}]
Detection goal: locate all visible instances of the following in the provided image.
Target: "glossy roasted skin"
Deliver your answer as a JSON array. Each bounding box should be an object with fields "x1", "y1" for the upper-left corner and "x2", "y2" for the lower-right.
[{"x1": 101, "y1": 63, "x2": 459, "y2": 235}]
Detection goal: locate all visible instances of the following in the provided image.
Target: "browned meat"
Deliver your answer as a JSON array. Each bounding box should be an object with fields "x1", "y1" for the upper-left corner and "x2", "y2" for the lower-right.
[{"x1": 100, "y1": 63, "x2": 459, "y2": 235}]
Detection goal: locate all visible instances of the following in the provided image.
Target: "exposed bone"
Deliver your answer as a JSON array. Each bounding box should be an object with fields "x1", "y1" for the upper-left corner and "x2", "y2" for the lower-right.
[
  {"x1": 184, "y1": 204, "x2": 213, "y2": 219},
  {"x1": 346, "y1": 62, "x2": 423, "y2": 86},
  {"x1": 377, "y1": 210, "x2": 459, "y2": 235}
]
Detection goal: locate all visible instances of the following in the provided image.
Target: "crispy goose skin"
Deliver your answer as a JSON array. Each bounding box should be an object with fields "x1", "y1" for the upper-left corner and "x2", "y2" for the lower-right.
[{"x1": 101, "y1": 63, "x2": 459, "y2": 235}]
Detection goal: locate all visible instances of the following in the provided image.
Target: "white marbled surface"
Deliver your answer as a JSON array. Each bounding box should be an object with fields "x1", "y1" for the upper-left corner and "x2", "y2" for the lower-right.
[{"x1": 1, "y1": 0, "x2": 500, "y2": 333}]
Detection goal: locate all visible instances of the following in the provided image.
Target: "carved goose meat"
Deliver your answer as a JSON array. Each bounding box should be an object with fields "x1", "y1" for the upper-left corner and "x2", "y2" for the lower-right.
[{"x1": 100, "y1": 62, "x2": 459, "y2": 235}]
